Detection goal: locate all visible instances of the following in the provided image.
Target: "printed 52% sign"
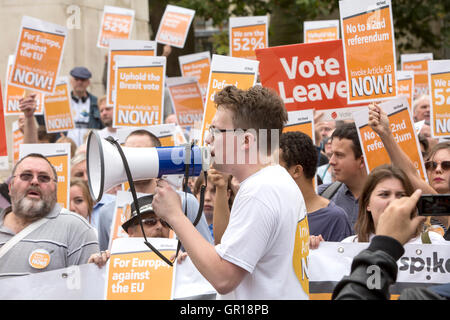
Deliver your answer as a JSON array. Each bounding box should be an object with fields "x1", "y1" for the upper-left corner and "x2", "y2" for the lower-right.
[{"x1": 229, "y1": 16, "x2": 268, "y2": 60}]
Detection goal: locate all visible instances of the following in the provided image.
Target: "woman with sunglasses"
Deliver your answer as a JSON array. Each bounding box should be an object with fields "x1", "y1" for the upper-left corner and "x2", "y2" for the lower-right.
[{"x1": 369, "y1": 103, "x2": 450, "y2": 240}]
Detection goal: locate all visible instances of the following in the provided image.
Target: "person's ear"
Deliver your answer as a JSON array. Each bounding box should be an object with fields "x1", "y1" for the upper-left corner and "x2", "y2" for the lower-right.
[
  {"x1": 292, "y1": 164, "x2": 304, "y2": 179},
  {"x1": 241, "y1": 132, "x2": 256, "y2": 151}
]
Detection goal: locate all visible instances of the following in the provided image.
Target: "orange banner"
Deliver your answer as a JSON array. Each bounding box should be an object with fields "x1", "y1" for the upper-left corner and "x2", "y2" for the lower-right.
[
  {"x1": 43, "y1": 77, "x2": 74, "y2": 133},
  {"x1": 428, "y1": 60, "x2": 450, "y2": 138},
  {"x1": 107, "y1": 40, "x2": 156, "y2": 106},
  {"x1": 155, "y1": 5, "x2": 195, "y2": 48},
  {"x1": 229, "y1": 16, "x2": 268, "y2": 60},
  {"x1": 10, "y1": 16, "x2": 66, "y2": 94},
  {"x1": 97, "y1": 6, "x2": 134, "y2": 48},
  {"x1": 113, "y1": 56, "x2": 166, "y2": 128},
  {"x1": 340, "y1": 1, "x2": 397, "y2": 103}
]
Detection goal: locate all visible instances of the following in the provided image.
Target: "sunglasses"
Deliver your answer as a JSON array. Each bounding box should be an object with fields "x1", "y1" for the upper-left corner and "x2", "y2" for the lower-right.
[
  {"x1": 425, "y1": 161, "x2": 450, "y2": 171},
  {"x1": 134, "y1": 217, "x2": 171, "y2": 229},
  {"x1": 14, "y1": 172, "x2": 56, "y2": 184}
]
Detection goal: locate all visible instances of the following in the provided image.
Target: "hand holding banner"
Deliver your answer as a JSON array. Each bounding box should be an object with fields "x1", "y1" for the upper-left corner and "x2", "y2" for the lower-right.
[
  {"x1": 229, "y1": 16, "x2": 268, "y2": 60},
  {"x1": 9, "y1": 16, "x2": 67, "y2": 94},
  {"x1": 428, "y1": 60, "x2": 450, "y2": 138},
  {"x1": 304, "y1": 20, "x2": 340, "y2": 43},
  {"x1": 97, "y1": 6, "x2": 135, "y2": 49},
  {"x1": 155, "y1": 5, "x2": 195, "y2": 48},
  {"x1": 339, "y1": 0, "x2": 397, "y2": 103}
]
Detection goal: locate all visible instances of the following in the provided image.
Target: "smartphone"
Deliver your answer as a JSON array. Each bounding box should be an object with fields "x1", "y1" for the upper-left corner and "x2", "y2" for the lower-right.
[{"x1": 417, "y1": 194, "x2": 450, "y2": 216}]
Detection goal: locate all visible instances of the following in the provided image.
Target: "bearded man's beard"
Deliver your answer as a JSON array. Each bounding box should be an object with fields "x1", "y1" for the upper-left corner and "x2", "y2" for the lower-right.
[{"x1": 11, "y1": 186, "x2": 56, "y2": 221}]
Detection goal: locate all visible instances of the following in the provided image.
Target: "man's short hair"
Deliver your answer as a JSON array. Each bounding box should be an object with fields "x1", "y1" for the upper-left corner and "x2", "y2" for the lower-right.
[
  {"x1": 98, "y1": 95, "x2": 107, "y2": 107},
  {"x1": 331, "y1": 122, "x2": 362, "y2": 159},
  {"x1": 214, "y1": 85, "x2": 288, "y2": 153},
  {"x1": 280, "y1": 131, "x2": 318, "y2": 180},
  {"x1": 12, "y1": 153, "x2": 58, "y2": 181},
  {"x1": 126, "y1": 130, "x2": 162, "y2": 147}
]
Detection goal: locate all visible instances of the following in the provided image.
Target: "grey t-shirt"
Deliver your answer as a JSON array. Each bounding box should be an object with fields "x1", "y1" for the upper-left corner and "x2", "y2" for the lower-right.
[
  {"x1": 0, "y1": 204, "x2": 99, "y2": 279},
  {"x1": 97, "y1": 191, "x2": 214, "y2": 251}
]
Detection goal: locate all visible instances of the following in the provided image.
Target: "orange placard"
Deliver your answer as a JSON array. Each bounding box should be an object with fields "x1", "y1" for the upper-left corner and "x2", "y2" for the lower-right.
[
  {"x1": 401, "y1": 53, "x2": 433, "y2": 97},
  {"x1": 47, "y1": 153, "x2": 70, "y2": 208},
  {"x1": 397, "y1": 71, "x2": 414, "y2": 110},
  {"x1": 107, "y1": 40, "x2": 156, "y2": 106},
  {"x1": 179, "y1": 52, "x2": 211, "y2": 97},
  {"x1": 200, "y1": 55, "x2": 258, "y2": 145},
  {"x1": 12, "y1": 121, "x2": 24, "y2": 165},
  {"x1": 113, "y1": 56, "x2": 166, "y2": 128},
  {"x1": 0, "y1": 83, "x2": 7, "y2": 168},
  {"x1": 428, "y1": 60, "x2": 450, "y2": 138},
  {"x1": 340, "y1": 1, "x2": 397, "y2": 103},
  {"x1": 229, "y1": 16, "x2": 268, "y2": 60},
  {"x1": 97, "y1": 6, "x2": 134, "y2": 49},
  {"x1": 106, "y1": 238, "x2": 176, "y2": 300},
  {"x1": 4, "y1": 55, "x2": 44, "y2": 116},
  {"x1": 43, "y1": 77, "x2": 74, "y2": 133},
  {"x1": 304, "y1": 20, "x2": 339, "y2": 43},
  {"x1": 167, "y1": 77, "x2": 204, "y2": 130},
  {"x1": 10, "y1": 16, "x2": 66, "y2": 94},
  {"x1": 155, "y1": 5, "x2": 195, "y2": 48},
  {"x1": 283, "y1": 109, "x2": 315, "y2": 140},
  {"x1": 354, "y1": 98, "x2": 426, "y2": 180}
]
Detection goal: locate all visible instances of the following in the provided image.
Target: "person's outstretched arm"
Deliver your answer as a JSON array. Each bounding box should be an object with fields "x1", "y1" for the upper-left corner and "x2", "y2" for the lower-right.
[{"x1": 19, "y1": 93, "x2": 39, "y2": 144}]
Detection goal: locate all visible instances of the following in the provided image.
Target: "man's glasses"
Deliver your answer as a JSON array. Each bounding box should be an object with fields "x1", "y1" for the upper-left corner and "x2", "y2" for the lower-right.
[
  {"x1": 134, "y1": 217, "x2": 171, "y2": 229},
  {"x1": 14, "y1": 172, "x2": 56, "y2": 184},
  {"x1": 207, "y1": 125, "x2": 247, "y2": 140},
  {"x1": 425, "y1": 161, "x2": 450, "y2": 171}
]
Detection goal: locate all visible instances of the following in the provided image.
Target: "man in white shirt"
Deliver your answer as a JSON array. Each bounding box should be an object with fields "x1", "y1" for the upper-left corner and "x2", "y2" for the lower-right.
[
  {"x1": 152, "y1": 85, "x2": 309, "y2": 299},
  {"x1": 97, "y1": 95, "x2": 119, "y2": 141}
]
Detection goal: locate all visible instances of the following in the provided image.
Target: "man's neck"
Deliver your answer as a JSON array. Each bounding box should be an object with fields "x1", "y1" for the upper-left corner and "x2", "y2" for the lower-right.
[
  {"x1": 3, "y1": 210, "x2": 37, "y2": 234},
  {"x1": 134, "y1": 179, "x2": 157, "y2": 194},
  {"x1": 343, "y1": 170, "x2": 367, "y2": 199},
  {"x1": 107, "y1": 126, "x2": 117, "y2": 133},
  {"x1": 73, "y1": 91, "x2": 88, "y2": 99},
  {"x1": 297, "y1": 179, "x2": 329, "y2": 213},
  {"x1": 232, "y1": 163, "x2": 271, "y2": 183}
]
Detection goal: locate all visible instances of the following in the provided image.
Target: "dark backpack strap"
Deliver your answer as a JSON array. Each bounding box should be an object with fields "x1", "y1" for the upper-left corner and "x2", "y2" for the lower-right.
[{"x1": 319, "y1": 181, "x2": 343, "y2": 200}]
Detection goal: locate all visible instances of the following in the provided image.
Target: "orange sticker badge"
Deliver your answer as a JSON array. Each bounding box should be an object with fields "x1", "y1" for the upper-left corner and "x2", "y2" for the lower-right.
[
  {"x1": 166, "y1": 77, "x2": 204, "y2": 132},
  {"x1": 200, "y1": 55, "x2": 259, "y2": 145},
  {"x1": 339, "y1": 0, "x2": 397, "y2": 104},
  {"x1": 4, "y1": 55, "x2": 44, "y2": 116},
  {"x1": 229, "y1": 16, "x2": 268, "y2": 61},
  {"x1": 19, "y1": 143, "x2": 71, "y2": 208},
  {"x1": 106, "y1": 237, "x2": 177, "y2": 300},
  {"x1": 97, "y1": 6, "x2": 134, "y2": 49},
  {"x1": 43, "y1": 77, "x2": 75, "y2": 133},
  {"x1": 113, "y1": 56, "x2": 166, "y2": 128},
  {"x1": 107, "y1": 39, "x2": 156, "y2": 106},
  {"x1": 29, "y1": 249, "x2": 51, "y2": 269},
  {"x1": 304, "y1": 20, "x2": 339, "y2": 43},
  {"x1": 9, "y1": 16, "x2": 67, "y2": 94},
  {"x1": 428, "y1": 60, "x2": 450, "y2": 138},
  {"x1": 353, "y1": 97, "x2": 427, "y2": 180},
  {"x1": 179, "y1": 51, "x2": 211, "y2": 97},
  {"x1": 397, "y1": 71, "x2": 415, "y2": 111},
  {"x1": 155, "y1": 5, "x2": 195, "y2": 49},
  {"x1": 401, "y1": 53, "x2": 433, "y2": 97}
]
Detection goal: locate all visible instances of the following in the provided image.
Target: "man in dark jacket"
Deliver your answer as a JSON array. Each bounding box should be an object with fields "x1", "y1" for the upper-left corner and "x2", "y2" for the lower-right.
[{"x1": 332, "y1": 189, "x2": 448, "y2": 300}]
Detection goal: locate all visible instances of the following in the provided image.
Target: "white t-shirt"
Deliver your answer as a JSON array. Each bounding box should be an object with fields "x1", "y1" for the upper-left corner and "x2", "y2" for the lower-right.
[
  {"x1": 342, "y1": 232, "x2": 448, "y2": 244},
  {"x1": 215, "y1": 165, "x2": 309, "y2": 300}
]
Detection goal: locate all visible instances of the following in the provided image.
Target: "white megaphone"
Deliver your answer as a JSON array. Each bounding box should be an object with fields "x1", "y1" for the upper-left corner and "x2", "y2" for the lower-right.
[{"x1": 86, "y1": 130, "x2": 210, "y2": 202}]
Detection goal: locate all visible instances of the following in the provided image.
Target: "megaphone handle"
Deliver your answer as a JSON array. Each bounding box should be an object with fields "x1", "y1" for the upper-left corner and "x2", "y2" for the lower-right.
[{"x1": 105, "y1": 137, "x2": 173, "y2": 267}]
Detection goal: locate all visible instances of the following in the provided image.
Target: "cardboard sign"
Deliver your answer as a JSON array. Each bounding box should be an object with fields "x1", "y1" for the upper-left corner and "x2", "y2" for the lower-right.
[
  {"x1": 304, "y1": 20, "x2": 339, "y2": 43},
  {"x1": 200, "y1": 54, "x2": 259, "y2": 145},
  {"x1": 229, "y1": 16, "x2": 268, "y2": 60},
  {"x1": 283, "y1": 109, "x2": 315, "y2": 141},
  {"x1": 19, "y1": 143, "x2": 71, "y2": 208},
  {"x1": 353, "y1": 97, "x2": 427, "y2": 180},
  {"x1": 401, "y1": 53, "x2": 433, "y2": 97},
  {"x1": 105, "y1": 237, "x2": 177, "y2": 300},
  {"x1": 428, "y1": 60, "x2": 450, "y2": 138},
  {"x1": 43, "y1": 77, "x2": 74, "y2": 133},
  {"x1": 178, "y1": 51, "x2": 211, "y2": 97},
  {"x1": 9, "y1": 16, "x2": 67, "y2": 94},
  {"x1": 4, "y1": 55, "x2": 44, "y2": 116},
  {"x1": 97, "y1": 6, "x2": 134, "y2": 49},
  {"x1": 0, "y1": 83, "x2": 7, "y2": 170},
  {"x1": 113, "y1": 56, "x2": 166, "y2": 128},
  {"x1": 339, "y1": 0, "x2": 397, "y2": 103},
  {"x1": 155, "y1": 5, "x2": 195, "y2": 48},
  {"x1": 166, "y1": 77, "x2": 204, "y2": 132},
  {"x1": 309, "y1": 242, "x2": 450, "y2": 300},
  {"x1": 397, "y1": 70, "x2": 415, "y2": 110},
  {"x1": 12, "y1": 120, "x2": 24, "y2": 165},
  {"x1": 256, "y1": 40, "x2": 366, "y2": 120},
  {"x1": 115, "y1": 123, "x2": 183, "y2": 147},
  {"x1": 107, "y1": 39, "x2": 157, "y2": 106}
]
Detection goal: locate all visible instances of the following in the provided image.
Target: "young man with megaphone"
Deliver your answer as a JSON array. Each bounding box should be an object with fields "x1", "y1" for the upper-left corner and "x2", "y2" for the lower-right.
[{"x1": 152, "y1": 85, "x2": 309, "y2": 300}]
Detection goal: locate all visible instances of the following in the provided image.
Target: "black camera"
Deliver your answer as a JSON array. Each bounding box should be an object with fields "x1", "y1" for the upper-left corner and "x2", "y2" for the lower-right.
[{"x1": 417, "y1": 194, "x2": 450, "y2": 216}]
